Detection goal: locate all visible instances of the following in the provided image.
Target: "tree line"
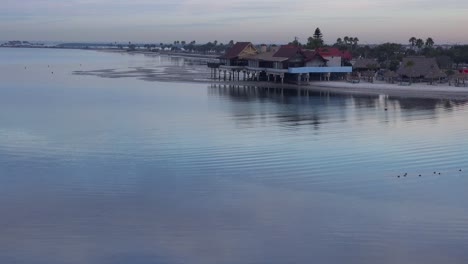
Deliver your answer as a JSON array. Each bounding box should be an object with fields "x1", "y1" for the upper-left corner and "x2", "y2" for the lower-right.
[
  {"x1": 124, "y1": 40, "x2": 236, "y2": 53},
  {"x1": 287, "y1": 28, "x2": 468, "y2": 70},
  {"x1": 121, "y1": 30, "x2": 468, "y2": 69}
]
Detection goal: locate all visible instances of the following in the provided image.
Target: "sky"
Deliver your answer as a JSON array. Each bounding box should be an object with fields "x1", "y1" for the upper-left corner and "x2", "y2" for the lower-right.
[{"x1": 1, "y1": 0, "x2": 468, "y2": 44}]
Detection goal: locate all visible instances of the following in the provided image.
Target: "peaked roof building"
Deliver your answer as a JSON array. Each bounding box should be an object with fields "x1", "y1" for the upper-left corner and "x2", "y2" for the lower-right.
[
  {"x1": 219, "y1": 42, "x2": 257, "y2": 59},
  {"x1": 316, "y1": 47, "x2": 352, "y2": 60},
  {"x1": 397, "y1": 56, "x2": 444, "y2": 78}
]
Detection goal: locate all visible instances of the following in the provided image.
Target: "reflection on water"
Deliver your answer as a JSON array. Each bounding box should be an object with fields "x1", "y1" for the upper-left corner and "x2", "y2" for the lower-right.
[{"x1": 1, "y1": 49, "x2": 468, "y2": 264}]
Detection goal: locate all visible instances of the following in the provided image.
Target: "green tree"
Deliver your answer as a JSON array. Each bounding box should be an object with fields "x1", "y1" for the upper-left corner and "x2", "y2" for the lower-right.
[
  {"x1": 409, "y1": 37, "x2": 417, "y2": 47},
  {"x1": 305, "y1": 28, "x2": 324, "y2": 49},
  {"x1": 425, "y1": 37, "x2": 434, "y2": 48},
  {"x1": 336, "y1": 38, "x2": 343, "y2": 46},
  {"x1": 352, "y1": 37, "x2": 359, "y2": 48},
  {"x1": 416, "y1": 38, "x2": 424, "y2": 49},
  {"x1": 344, "y1": 36, "x2": 350, "y2": 46},
  {"x1": 291, "y1": 36, "x2": 301, "y2": 46},
  {"x1": 313, "y1": 28, "x2": 323, "y2": 40}
]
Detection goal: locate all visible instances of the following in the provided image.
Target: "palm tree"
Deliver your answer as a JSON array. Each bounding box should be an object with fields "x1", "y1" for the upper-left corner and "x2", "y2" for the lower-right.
[
  {"x1": 353, "y1": 37, "x2": 359, "y2": 48},
  {"x1": 425, "y1": 37, "x2": 434, "y2": 48},
  {"x1": 416, "y1": 38, "x2": 424, "y2": 49},
  {"x1": 409, "y1": 37, "x2": 417, "y2": 47},
  {"x1": 344, "y1": 36, "x2": 350, "y2": 46}
]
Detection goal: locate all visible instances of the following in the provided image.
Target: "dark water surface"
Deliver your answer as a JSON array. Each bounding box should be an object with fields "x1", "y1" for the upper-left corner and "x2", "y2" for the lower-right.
[{"x1": 1, "y1": 48, "x2": 468, "y2": 264}]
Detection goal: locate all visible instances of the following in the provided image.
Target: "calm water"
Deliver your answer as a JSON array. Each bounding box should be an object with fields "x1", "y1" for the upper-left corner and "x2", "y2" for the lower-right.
[{"x1": 1, "y1": 48, "x2": 468, "y2": 264}]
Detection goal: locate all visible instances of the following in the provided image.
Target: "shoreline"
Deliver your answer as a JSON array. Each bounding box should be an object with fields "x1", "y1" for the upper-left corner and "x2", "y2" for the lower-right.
[
  {"x1": 96, "y1": 48, "x2": 219, "y2": 60},
  {"x1": 205, "y1": 80, "x2": 468, "y2": 100},
  {"x1": 307, "y1": 81, "x2": 468, "y2": 100},
  {"x1": 8, "y1": 46, "x2": 466, "y2": 100},
  {"x1": 84, "y1": 49, "x2": 468, "y2": 100}
]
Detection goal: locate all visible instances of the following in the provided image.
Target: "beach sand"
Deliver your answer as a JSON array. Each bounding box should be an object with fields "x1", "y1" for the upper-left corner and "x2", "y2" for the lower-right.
[
  {"x1": 74, "y1": 51, "x2": 468, "y2": 100},
  {"x1": 309, "y1": 81, "x2": 468, "y2": 100}
]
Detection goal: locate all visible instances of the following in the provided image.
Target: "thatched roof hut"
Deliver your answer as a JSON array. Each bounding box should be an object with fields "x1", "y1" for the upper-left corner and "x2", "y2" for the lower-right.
[
  {"x1": 425, "y1": 70, "x2": 447, "y2": 79},
  {"x1": 452, "y1": 72, "x2": 468, "y2": 80},
  {"x1": 450, "y1": 72, "x2": 468, "y2": 86},
  {"x1": 361, "y1": 70, "x2": 375, "y2": 78},
  {"x1": 397, "y1": 56, "x2": 441, "y2": 79},
  {"x1": 353, "y1": 58, "x2": 379, "y2": 71},
  {"x1": 384, "y1": 71, "x2": 398, "y2": 78}
]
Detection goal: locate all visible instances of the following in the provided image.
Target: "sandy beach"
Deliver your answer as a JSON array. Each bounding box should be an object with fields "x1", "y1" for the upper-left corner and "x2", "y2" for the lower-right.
[
  {"x1": 73, "y1": 51, "x2": 468, "y2": 100},
  {"x1": 309, "y1": 81, "x2": 468, "y2": 100}
]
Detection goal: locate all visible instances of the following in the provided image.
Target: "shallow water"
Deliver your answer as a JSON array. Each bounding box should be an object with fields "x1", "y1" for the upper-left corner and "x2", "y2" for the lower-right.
[{"x1": 1, "y1": 48, "x2": 468, "y2": 264}]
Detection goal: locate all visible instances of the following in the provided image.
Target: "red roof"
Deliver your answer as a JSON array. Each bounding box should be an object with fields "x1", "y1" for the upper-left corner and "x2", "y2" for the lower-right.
[
  {"x1": 220, "y1": 42, "x2": 252, "y2": 59},
  {"x1": 317, "y1": 47, "x2": 352, "y2": 60},
  {"x1": 273, "y1": 45, "x2": 303, "y2": 59},
  {"x1": 302, "y1": 50, "x2": 327, "y2": 62}
]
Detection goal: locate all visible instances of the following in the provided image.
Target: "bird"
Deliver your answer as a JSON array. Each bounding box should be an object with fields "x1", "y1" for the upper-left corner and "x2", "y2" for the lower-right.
[
  {"x1": 433, "y1": 171, "x2": 436, "y2": 174},
  {"x1": 385, "y1": 108, "x2": 388, "y2": 111},
  {"x1": 397, "y1": 175, "x2": 400, "y2": 178},
  {"x1": 460, "y1": 169, "x2": 463, "y2": 172},
  {"x1": 419, "y1": 174, "x2": 422, "y2": 177},
  {"x1": 404, "y1": 173, "x2": 408, "y2": 176},
  {"x1": 438, "y1": 172, "x2": 441, "y2": 175}
]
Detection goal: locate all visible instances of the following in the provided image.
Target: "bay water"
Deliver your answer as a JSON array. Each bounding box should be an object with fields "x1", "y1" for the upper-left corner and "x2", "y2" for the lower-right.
[{"x1": 1, "y1": 48, "x2": 468, "y2": 264}]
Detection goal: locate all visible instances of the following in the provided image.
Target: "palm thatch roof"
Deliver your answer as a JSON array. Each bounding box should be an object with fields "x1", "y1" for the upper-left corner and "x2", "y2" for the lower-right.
[
  {"x1": 425, "y1": 70, "x2": 447, "y2": 79},
  {"x1": 397, "y1": 56, "x2": 441, "y2": 78},
  {"x1": 353, "y1": 58, "x2": 379, "y2": 70},
  {"x1": 361, "y1": 71, "x2": 375, "y2": 78},
  {"x1": 384, "y1": 71, "x2": 398, "y2": 78},
  {"x1": 451, "y1": 72, "x2": 468, "y2": 80}
]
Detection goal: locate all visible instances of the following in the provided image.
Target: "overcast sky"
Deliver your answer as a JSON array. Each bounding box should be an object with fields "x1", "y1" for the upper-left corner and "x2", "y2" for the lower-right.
[{"x1": 2, "y1": 0, "x2": 467, "y2": 44}]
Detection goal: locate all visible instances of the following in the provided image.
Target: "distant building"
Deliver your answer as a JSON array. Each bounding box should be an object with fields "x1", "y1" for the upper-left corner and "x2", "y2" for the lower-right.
[
  {"x1": 210, "y1": 42, "x2": 352, "y2": 84},
  {"x1": 397, "y1": 56, "x2": 446, "y2": 82},
  {"x1": 219, "y1": 42, "x2": 257, "y2": 67},
  {"x1": 316, "y1": 47, "x2": 352, "y2": 67},
  {"x1": 353, "y1": 58, "x2": 380, "y2": 72}
]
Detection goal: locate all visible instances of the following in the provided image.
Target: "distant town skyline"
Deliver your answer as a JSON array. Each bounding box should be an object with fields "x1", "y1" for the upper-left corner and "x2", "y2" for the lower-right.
[{"x1": 2, "y1": 0, "x2": 468, "y2": 44}]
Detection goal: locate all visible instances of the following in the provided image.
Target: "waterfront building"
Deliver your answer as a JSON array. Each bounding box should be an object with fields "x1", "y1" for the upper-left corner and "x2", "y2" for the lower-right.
[
  {"x1": 316, "y1": 47, "x2": 352, "y2": 66},
  {"x1": 211, "y1": 42, "x2": 352, "y2": 84}
]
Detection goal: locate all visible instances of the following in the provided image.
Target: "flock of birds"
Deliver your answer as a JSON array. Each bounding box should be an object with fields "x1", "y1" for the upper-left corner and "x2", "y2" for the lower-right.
[{"x1": 397, "y1": 169, "x2": 463, "y2": 178}]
